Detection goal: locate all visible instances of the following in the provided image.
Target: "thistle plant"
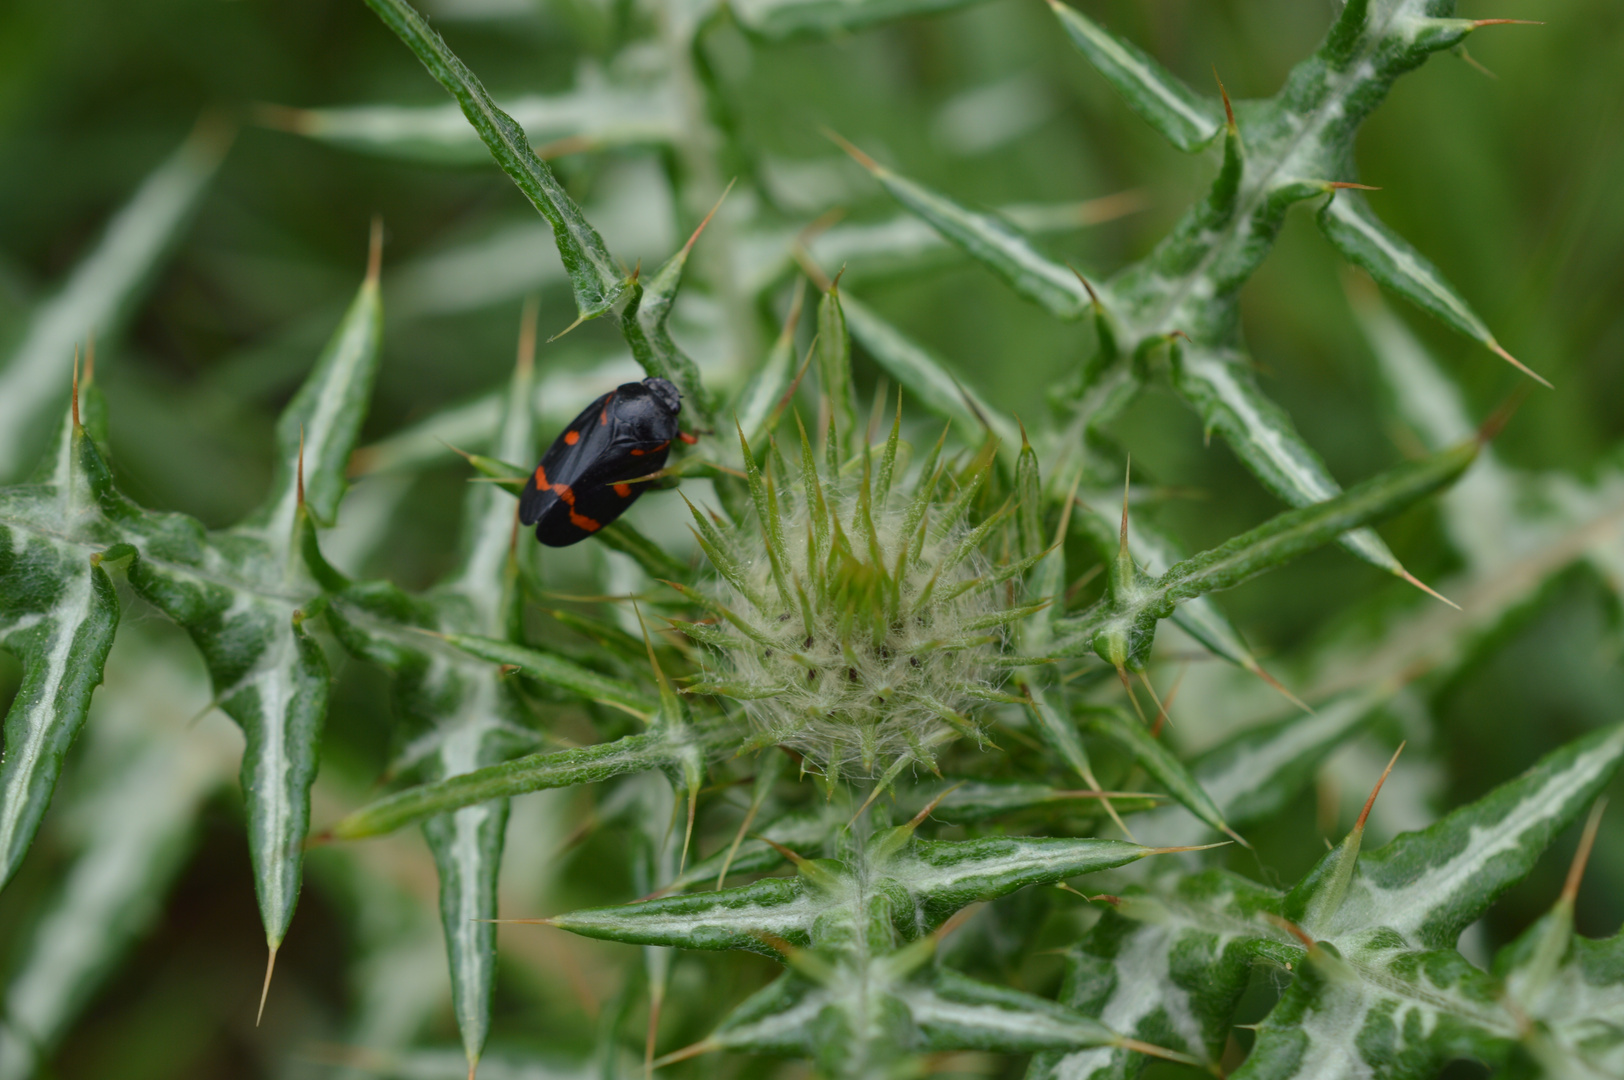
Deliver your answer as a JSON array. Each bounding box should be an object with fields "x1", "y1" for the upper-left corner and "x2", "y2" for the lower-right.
[{"x1": 1, "y1": 2, "x2": 1621, "y2": 1080}]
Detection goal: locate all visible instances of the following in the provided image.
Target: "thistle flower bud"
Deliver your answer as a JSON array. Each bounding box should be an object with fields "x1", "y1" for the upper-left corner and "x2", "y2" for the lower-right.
[{"x1": 678, "y1": 419, "x2": 1023, "y2": 780}]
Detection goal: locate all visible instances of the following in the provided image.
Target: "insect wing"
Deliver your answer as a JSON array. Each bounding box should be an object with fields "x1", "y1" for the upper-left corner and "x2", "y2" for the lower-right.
[{"x1": 520, "y1": 392, "x2": 612, "y2": 525}]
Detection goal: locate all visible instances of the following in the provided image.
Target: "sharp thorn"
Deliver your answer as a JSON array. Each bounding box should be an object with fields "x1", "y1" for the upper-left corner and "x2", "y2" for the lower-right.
[
  {"x1": 1212, "y1": 66, "x2": 1236, "y2": 129},
  {"x1": 1067, "y1": 262, "x2": 1101, "y2": 306},
  {"x1": 1250, "y1": 662, "x2": 1314, "y2": 714},
  {"x1": 1398, "y1": 568, "x2": 1461, "y2": 610},
  {"x1": 547, "y1": 311, "x2": 588, "y2": 343},
  {"x1": 1117, "y1": 1037, "x2": 1206, "y2": 1070},
  {"x1": 257, "y1": 944, "x2": 279, "y2": 1026},
  {"x1": 1152, "y1": 841, "x2": 1233, "y2": 855},
  {"x1": 71, "y1": 345, "x2": 81, "y2": 430},
  {"x1": 822, "y1": 127, "x2": 882, "y2": 173},
  {"x1": 1561, "y1": 797, "x2": 1607, "y2": 904},
  {"x1": 1356, "y1": 741, "x2": 1405, "y2": 832},
  {"x1": 367, "y1": 216, "x2": 384, "y2": 283},
  {"x1": 1458, "y1": 46, "x2": 1499, "y2": 80},
  {"x1": 651, "y1": 1041, "x2": 719, "y2": 1070},
  {"x1": 682, "y1": 179, "x2": 736, "y2": 257},
  {"x1": 1119, "y1": 457, "x2": 1132, "y2": 553},
  {"x1": 1488, "y1": 340, "x2": 1552, "y2": 388},
  {"x1": 906, "y1": 782, "x2": 964, "y2": 830},
  {"x1": 1265, "y1": 913, "x2": 1317, "y2": 950}
]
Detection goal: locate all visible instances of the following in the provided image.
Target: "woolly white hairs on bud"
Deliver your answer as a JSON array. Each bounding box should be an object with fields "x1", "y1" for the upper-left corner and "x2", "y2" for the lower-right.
[{"x1": 697, "y1": 480, "x2": 1005, "y2": 778}]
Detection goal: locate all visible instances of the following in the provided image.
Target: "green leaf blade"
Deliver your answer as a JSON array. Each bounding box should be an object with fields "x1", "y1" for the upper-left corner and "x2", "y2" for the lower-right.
[
  {"x1": 550, "y1": 878, "x2": 817, "y2": 955},
  {"x1": 1173, "y1": 346, "x2": 1404, "y2": 575},
  {"x1": 0, "y1": 125, "x2": 226, "y2": 479},
  {"x1": 850, "y1": 156, "x2": 1089, "y2": 321},
  {"x1": 733, "y1": 0, "x2": 990, "y2": 40},
  {"x1": 1047, "y1": 0, "x2": 1221, "y2": 153},
  {"x1": 902, "y1": 836, "x2": 1149, "y2": 929},
  {"x1": 329, "y1": 733, "x2": 671, "y2": 839},
  {"x1": 1331, "y1": 723, "x2": 1624, "y2": 951},
  {"x1": 1320, "y1": 194, "x2": 1542, "y2": 383},
  {"x1": 362, "y1": 0, "x2": 625, "y2": 320},
  {"x1": 423, "y1": 798, "x2": 509, "y2": 1070},
  {"x1": 0, "y1": 539, "x2": 120, "y2": 889},
  {"x1": 264, "y1": 83, "x2": 682, "y2": 163},
  {"x1": 259, "y1": 259, "x2": 384, "y2": 528},
  {"x1": 439, "y1": 631, "x2": 658, "y2": 716},
  {"x1": 841, "y1": 295, "x2": 1020, "y2": 453},
  {"x1": 1081, "y1": 708, "x2": 1231, "y2": 840}
]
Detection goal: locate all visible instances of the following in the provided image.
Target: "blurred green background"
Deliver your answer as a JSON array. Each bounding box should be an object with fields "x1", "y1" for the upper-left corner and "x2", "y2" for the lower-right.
[{"x1": 0, "y1": 0, "x2": 1620, "y2": 1076}]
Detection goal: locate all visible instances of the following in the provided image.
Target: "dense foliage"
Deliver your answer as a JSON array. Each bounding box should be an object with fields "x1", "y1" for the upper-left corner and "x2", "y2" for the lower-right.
[{"x1": 0, "y1": 0, "x2": 1620, "y2": 1078}]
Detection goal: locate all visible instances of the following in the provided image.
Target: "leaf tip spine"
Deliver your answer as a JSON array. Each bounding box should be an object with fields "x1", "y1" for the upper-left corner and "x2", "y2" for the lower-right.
[
  {"x1": 1355, "y1": 740, "x2": 1405, "y2": 834},
  {"x1": 256, "y1": 944, "x2": 279, "y2": 1026},
  {"x1": 1398, "y1": 568, "x2": 1461, "y2": 611},
  {"x1": 682, "y1": 178, "x2": 736, "y2": 259},
  {"x1": 1560, "y1": 797, "x2": 1607, "y2": 905},
  {"x1": 366, "y1": 215, "x2": 384, "y2": 284},
  {"x1": 822, "y1": 127, "x2": 882, "y2": 175},
  {"x1": 1212, "y1": 66, "x2": 1236, "y2": 131},
  {"x1": 1488, "y1": 340, "x2": 1552, "y2": 389}
]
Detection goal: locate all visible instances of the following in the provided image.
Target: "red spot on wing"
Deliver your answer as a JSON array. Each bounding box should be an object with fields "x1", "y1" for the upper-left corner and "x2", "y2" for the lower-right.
[
  {"x1": 613, "y1": 483, "x2": 632, "y2": 497},
  {"x1": 599, "y1": 393, "x2": 613, "y2": 425},
  {"x1": 569, "y1": 510, "x2": 602, "y2": 531},
  {"x1": 564, "y1": 430, "x2": 579, "y2": 445},
  {"x1": 629, "y1": 448, "x2": 645, "y2": 457},
  {"x1": 533, "y1": 464, "x2": 549, "y2": 487}
]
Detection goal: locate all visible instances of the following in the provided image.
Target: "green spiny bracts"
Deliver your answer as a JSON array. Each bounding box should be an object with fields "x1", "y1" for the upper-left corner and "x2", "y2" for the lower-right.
[{"x1": 676, "y1": 414, "x2": 1022, "y2": 779}]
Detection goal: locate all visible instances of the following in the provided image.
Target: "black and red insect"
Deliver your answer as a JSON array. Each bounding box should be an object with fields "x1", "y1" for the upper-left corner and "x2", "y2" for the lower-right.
[{"x1": 520, "y1": 376, "x2": 696, "y2": 547}]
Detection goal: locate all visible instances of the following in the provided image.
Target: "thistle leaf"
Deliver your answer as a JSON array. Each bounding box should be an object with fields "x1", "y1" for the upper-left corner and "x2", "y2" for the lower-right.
[
  {"x1": 1080, "y1": 708, "x2": 1233, "y2": 841},
  {"x1": 1073, "y1": 495, "x2": 1267, "y2": 677},
  {"x1": 553, "y1": 832, "x2": 1154, "y2": 953},
  {"x1": 1046, "y1": 0, "x2": 1222, "y2": 153},
  {"x1": 0, "y1": 410, "x2": 122, "y2": 889},
  {"x1": 836, "y1": 144, "x2": 1090, "y2": 320},
  {"x1": 437, "y1": 632, "x2": 660, "y2": 715},
  {"x1": 732, "y1": 280, "x2": 807, "y2": 448},
  {"x1": 1138, "y1": 687, "x2": 1387, "y2": 846},
  {"x1": 1319, "y1": 723, "x2": 1624, "y2": 951},
  {"x1": 0, "y1": 124, "x2": 226, "y2": 479},
  {"x1": 1071, "y1": 438, "x2": 1478, "y2": 670},
  {"x1": 319, "y1": 333, "x2": 537, "y2": 1070},
  {"x1": 327, "y1": 731, "x2": 700, "y2": 841},
  {"x1": 362, "y1": 0, "x2": 625, "y2": 321},
  {"x1": 731, "y1": 0, "x2": 990, "y2": 41},
  {"x1": 261, "y1": 79, "x2": 682, "y2": 163},
  {"x1": 1172, "y1": 345, "x2": 1405, "y2": 575},
  {"x1": 0, "y1": 640, "x2": 232, "y2": 1078},
  {"x1": 841, "y1": 295, "x2": 1020, "y2": 453},
  {"x1": 623, "y1": 206, "x2": 722, "y2": 428},
  {"x1": 121, "y1": 256, "x2": 382, "y2": 950},
  {"x1": 1320, "y1": 193, "x2": 1545, "y2": 385},
  {"x1": 915, "y1": 781, "x2": 1163, "y2": 826},
  {"x1": 814, "y1": 283, "x2": 858, "y2": 456},
  {"x1": 1032, "y1": 870, "x2": 1295, "y2": 1080}
]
